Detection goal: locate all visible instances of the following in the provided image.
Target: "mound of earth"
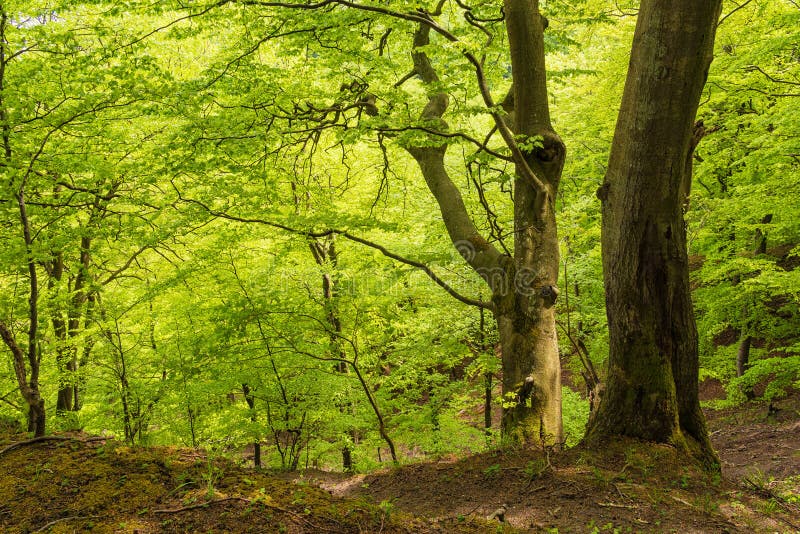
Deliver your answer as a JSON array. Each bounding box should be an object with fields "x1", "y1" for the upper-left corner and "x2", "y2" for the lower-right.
[
  {"x1": 1, "y1": 395, "x2": 797, "y2": 533},
  {"x1": 0, "y1": 433, "x2": 490, "y2": 533}
]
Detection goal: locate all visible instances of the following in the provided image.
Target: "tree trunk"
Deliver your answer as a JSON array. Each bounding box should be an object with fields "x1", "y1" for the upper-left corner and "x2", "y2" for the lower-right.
[
  {"x1": 494, "y1": 224, "x2": 562, "y2": 445},
  {"x1": 499, "y1": 0, "x2": 566, "y2": 445},
  {"x1": 309, "y1": 236, "x2": 355, "y2": 471},
  {"x1": 0, "y1": 10, "x2": 45, "y2": 438},
  {"x1": 403, "y1": 1, "x2": 565, "y2": 446},
  {"x1": 242, "y1": 384, "x2": 262, "y2": 468},
  {"x1": 754, "y1": 214, "x2": 772, "y2": 255},
  {"x1": 736, "y1": 333, "x2": 752, "y2": 378},
  {"x1": 0, "y1": 322, "x2": 45, "y2": 437},
  {"x1": 587, "y1": 0, "x2": 722, "y2": 465}
]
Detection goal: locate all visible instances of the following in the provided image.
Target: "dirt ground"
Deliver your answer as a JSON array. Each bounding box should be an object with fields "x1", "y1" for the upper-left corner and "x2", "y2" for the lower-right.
[
  {"x1": 294, "y1": 394, "x2": 800, "y2": 532},
  {"x1": 1, "y1": 395, "x2": 798, "y2": 533}
]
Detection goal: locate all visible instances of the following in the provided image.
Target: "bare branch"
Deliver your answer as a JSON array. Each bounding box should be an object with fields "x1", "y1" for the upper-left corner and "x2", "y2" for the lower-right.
[
  {"x1": 744, "y1": 64, "x2": 800, "y2": 86},
  {"x1": 119, "y1": 0, "x2": 230, "y2": 51},
  {"x1": 100, "y1": 246, "x2": 152, "y2": 286},
  {"x1": 378, "y1": 125, "x2": 511, "y2": 161},
  {"x1": 717, "y1": 0, "x2": 754, "y2": 27}
]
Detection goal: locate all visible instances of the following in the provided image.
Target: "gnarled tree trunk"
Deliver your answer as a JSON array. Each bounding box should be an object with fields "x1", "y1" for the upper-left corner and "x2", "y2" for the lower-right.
[{"x1": 406, "y1": 0, "x2": 565, "y2": 445}]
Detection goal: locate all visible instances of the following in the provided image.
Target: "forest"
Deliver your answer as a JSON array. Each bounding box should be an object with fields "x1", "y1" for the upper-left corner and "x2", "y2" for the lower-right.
[{"x1": 0, "y1": 0, "x2": 799, "y2": 531}]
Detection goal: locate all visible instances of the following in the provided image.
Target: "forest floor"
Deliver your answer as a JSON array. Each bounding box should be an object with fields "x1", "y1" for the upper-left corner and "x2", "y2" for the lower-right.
[{"x1": 1, "y1": 395, "x2": 798, "y2": 533}]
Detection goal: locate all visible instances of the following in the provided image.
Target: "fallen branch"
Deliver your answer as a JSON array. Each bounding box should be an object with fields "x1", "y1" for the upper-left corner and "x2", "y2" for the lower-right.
[
  {"x1": 32, "y1": 515, "x2": 100, "y2": 533},
  {"x1": 742, "y1": 478, "x2": 800, "y2": 530},
  {"x1": 154, "y1": 497, "x2": 338, "y2": 532},
  {"x1": 597, "y1": 501, "x2": 637, "y2": 510}
]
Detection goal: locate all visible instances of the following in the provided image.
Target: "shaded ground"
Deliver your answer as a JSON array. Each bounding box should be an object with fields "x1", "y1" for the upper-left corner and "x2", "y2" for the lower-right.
[
  {"x1": 706, "y1": 394, "x2": 800, "y2": 498},
  {"x1": 298, "y1": 395, "x2": 800, "y2": 532},
  {"x1": 1, "y1": 396, "x2": 797, "y2": 533},
  {"x1": 0, "y1": 434, "x2": 491, "y2": 533}
]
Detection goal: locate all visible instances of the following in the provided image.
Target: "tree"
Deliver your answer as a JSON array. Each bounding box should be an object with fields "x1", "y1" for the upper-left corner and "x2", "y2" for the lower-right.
[
  {"x1": 0, "y1": 1, "x2": 184, "y2": 436},
  {"x1": 690, "y1": 1, "x2": 800, "y2": 406},
  {"x1": 586, "y1": 0, "x2": 722, "y2": 464},
  {"x1": 171, "y1": 0, "x2": 568, "y2": 446}
]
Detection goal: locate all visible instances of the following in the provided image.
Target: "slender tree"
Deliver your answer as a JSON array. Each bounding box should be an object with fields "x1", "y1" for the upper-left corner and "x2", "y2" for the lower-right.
[{"x1": 0, "y1": 8, "x2": 46, "y2": 435}]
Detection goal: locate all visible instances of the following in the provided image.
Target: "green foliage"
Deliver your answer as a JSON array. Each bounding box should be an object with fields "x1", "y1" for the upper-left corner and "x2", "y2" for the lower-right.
[
  {"x1": 562, "y1": 387, "x2": 590, "y2": 447},
  {"x1": 0, "y1": 0, "x2": 796, "y2": 473},
  {"x1": 483, "y1": 463, "x2": 501, "y2": 478},
  {"x1": 689, "y1": 1, "x2": 800, "y2": 405}
]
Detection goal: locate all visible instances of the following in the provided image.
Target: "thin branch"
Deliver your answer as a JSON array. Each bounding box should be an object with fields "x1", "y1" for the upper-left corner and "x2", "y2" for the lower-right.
[
  {"x1": 100, "y1": 246, "x2": 152, "y2": 286},
  {"x1": 236, "y1": 0, "x2": 544, "y2": 192},
  {"x1": 239, "y1": 0, "x2": 459, "y2": 40},
  {"x1": 118, "y1": 0, "x2": 229, "y2": 51},
  {"x1": 717, "y1": 0, "x2": 754, "y2": 27},
  {"x1": 378, "y1": 125, "x2": 511, "y2": 161},
  {"x1": 32, "y1": 516, "x2": 101, "y2": 533},
  {"x1": 173, "y1": 184, "x2": 491, "y2": 309},
  {"x1": 338, "y1": 232, "x2": 490, "y2": 308},
  {"x1": 0, "y1": 388, "x2": 20, "y2": 409},
  {"x1": 555, "y1": 320, "x2": 599, "y2": 388},
  {"x1": 393, "y1": 69, "x2": 417, "y2": 87},
  {"x1": 202, "y1": 23, "x2": 337, "y2": 89},
  {"x1": 453, "y1": 0, "x2": 498, "y2": 47},
  {"x1": 463, "y1": 52, "x2": 547, "y2": 194},
  {"x1": 744, "y1": 64, "x2": 800, "y2": 86}
]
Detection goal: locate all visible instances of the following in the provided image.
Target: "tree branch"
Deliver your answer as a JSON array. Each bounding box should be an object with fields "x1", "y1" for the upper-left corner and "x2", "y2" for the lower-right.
[
  {"x1": 716, "y1": 0, "x2": 754, "y2": 28},
  {"x1": 744, "y1": 64, "x2": 800, "y2": 86},
  {"x1": 230, "y1": 0, "x2": 547, "y2": 194},
  {"x1": 173, "y1": 184, "x2": 491, "y2": 309},
  {"x1": 378, "y1": 125, "x2": 511, "y2": 161}
]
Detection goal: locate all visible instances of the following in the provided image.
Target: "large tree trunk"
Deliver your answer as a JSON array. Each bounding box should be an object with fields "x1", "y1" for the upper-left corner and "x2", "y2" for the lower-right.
[
  {"x1": 587, "y1": 0, "x2": 721, "y2": 465},
  {"x1": 404, "y1": 0, "x2": 565, "y2": 445}
]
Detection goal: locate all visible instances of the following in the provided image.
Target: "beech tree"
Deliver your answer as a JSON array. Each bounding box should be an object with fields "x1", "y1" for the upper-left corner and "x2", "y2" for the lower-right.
[
  {"x1": 180, "y1": 0, "x2": 568, "y2": 446},
  {"x1": 393, "y1": 1, "x2": 566, "y2": 445},
  {"x1": 164, "y1": 0, "x2": 728, "y2": 449},
  {"x1": 585, "y1": 0, "x2": 723, "y2": 463}
]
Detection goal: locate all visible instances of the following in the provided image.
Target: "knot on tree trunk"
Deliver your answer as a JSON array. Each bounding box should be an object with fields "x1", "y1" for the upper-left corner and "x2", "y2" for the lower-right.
[
  {"x1": 533, "y1": 131, "x2": 566, "y2": 165},
  {"x1": 516, "y1": 376, "x2": 536, "y2": 406},
  {"x1": 540, "y1": 285, "x2": 559, "y2": 307}
]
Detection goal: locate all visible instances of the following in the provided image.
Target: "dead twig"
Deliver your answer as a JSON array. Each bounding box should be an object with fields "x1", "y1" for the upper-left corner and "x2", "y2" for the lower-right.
[
  {"x1": 32, "y1": 515, "x2": 100, "y2": 533},
  {"x1": 597, "y1": 501, "x2": 637, "y2": 510},
  {"x1": 153, "y1": 497, "x2": 339, "y2": 532},
  {"x1": 742, "y1": 478, "x2": 800, "y2": 530}
]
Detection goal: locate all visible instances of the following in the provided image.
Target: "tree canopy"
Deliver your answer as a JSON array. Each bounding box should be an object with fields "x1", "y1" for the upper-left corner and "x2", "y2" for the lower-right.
[{"x1": 0, "y1": 0, "x2": 797, "y2": 470}]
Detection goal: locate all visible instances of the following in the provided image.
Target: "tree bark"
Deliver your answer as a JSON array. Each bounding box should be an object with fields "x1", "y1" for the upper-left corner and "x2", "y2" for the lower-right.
[
  {"x1": 587, "y1": 0, "x2": 722, "y2": 465},
  {"x1": 0, "y1": 322, "x2": 45, "y2": 436},
  {"x1": 1, "y1": 9, "x2": 45, "y2": 436},
  {"x1": 242, "y1": 384, "x2": 262, "y2": 468},
  {"x1": 403, "y1": 1, "x2": 565, "y2": 446}
]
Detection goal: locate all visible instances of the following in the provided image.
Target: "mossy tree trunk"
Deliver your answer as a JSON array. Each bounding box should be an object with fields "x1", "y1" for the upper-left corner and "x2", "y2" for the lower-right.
[
  {"x1": 405, "y1": 0, "x2": 565, "y2": 445},
  {"x1": 587, "y1": 0, "x2": 722, "y2": 465}
]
